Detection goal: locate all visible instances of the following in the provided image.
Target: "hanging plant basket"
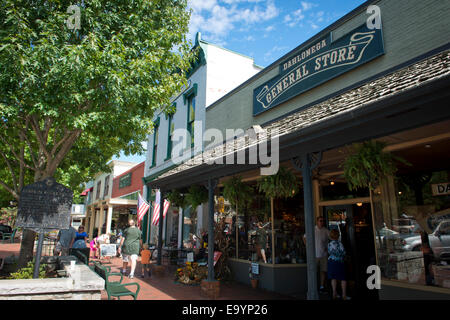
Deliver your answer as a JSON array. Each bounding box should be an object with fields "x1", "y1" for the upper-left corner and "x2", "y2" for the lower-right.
[
  {"x1": 257, "y1": 166, "x2": 299, "y2": 199},
  {"x1": 341, "y1": 140, "x2": 410, "y2": 191},
  {"x1": 185, "y1": 185, "x2": 208, "y2": 209},
  {"x1": 166, "y1": 189, "x2": 187, "y2": 208},
  {"x1": 223, "y1": 176, "x2": 254, "y2": 210}
]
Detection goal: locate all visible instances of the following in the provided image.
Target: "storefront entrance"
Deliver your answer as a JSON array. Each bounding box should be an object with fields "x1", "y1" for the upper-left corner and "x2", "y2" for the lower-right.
[{"x1": 323, "y1": 203, "x2": 379, "y2": 299}]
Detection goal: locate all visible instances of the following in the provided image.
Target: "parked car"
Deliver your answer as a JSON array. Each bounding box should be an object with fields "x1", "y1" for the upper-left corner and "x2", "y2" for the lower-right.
[
  {"x1": 402, "y1": 220, "x2": 450, "y2": 260},
  {"x1": 392, "y1": 217, "x2": 421, "y2": 234}
]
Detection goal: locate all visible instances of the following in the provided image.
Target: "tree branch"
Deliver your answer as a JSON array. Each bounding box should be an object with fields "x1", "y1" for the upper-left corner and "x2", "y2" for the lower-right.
[
  {"x1": 0, "y1": 134, "x2": 37, "y2": 172},
  {"x1": 0, "y1": 149, "x2": 18, "y2": 194},
  {"x1": 29, "y1": 114, "x2": 51, "y2": 161},
  {"x1": 0, "y1": 179, "x2": 19, "y2": 200}
]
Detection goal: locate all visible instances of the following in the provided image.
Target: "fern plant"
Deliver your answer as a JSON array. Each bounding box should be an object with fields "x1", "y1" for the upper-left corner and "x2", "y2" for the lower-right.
[
  {"x1": 166, "y1": 189, "x2": 187, "y2": 208},
  {"x1": 185, "y1": 185, "x2": 209, "y2": 209},
  {"x1": 223, "y1": 176, "x2": 254, "y2": 211},
  {"x1": 342, "y1": 140, "x2": 409, "y2": 191},
  {"x1": 257, "y1": 166, "x2": 299, "y2": 199}
]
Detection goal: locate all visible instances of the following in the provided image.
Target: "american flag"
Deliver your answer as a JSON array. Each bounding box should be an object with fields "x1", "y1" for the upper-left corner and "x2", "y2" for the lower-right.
[
  {"x1": 151, "y1": 190, "x2": 170, "y2": 225},
  {"x1": 137, "y1": 193, "x2": 150, "y2": 227}
]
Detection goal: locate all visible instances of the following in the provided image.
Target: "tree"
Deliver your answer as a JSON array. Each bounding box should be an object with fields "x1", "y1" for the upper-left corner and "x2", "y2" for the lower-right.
[{"x1": 0, "y1": 0, "x2": 195, "y2": 267}]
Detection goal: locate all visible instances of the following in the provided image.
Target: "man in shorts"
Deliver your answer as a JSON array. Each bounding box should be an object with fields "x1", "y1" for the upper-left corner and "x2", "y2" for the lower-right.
[
  {"x1": 118, "y1": 219, "x2": 142, "y2": 279},
  {"x1": 54, "y1": 226, "x2": 76, "y2": 256}
]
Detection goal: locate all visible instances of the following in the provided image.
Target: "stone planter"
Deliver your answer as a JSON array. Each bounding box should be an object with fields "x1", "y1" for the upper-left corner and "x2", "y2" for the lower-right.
[{"x1": 0, "y1": 256, "x2": 105, "y2": 300}]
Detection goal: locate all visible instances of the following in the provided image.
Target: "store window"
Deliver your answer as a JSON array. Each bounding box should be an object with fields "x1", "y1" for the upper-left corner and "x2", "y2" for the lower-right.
[
  {"x1": 372, "y1": 164, "x2": 450, "y2": 289},
  {"x1": 223, "y1": 184, "x2": 306, "y2": 264},
  {"x1": 182, "y1": 206, "x2": 198, "y2": 250}
]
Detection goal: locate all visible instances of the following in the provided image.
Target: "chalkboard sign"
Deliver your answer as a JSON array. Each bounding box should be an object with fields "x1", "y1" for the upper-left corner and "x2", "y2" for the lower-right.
[
  {"x1": 16, "y1": 178, "x2": 73, "y2": 231},
  {"x1": 100, "y1": 244, "x2": 117, "y2": 257}
]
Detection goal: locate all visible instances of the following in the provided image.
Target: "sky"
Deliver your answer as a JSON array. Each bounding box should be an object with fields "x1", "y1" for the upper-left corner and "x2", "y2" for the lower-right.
[{"x1": 114, "y1": 0, "x2": 367, "y2": 164}]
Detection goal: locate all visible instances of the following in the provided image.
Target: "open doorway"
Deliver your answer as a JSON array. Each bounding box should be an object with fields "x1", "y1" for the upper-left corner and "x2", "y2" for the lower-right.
[{"x1": 323, "y1": 203, "x2": 378, "y2": 299}]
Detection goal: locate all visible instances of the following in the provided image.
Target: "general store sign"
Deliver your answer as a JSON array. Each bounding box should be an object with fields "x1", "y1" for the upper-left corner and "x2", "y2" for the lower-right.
[
  {"x1": 432, "y1": 183, "x2": 450, "y2": 196},
  {"x1": 253, "y1": 24, "x2": 384, "y2": 116}
]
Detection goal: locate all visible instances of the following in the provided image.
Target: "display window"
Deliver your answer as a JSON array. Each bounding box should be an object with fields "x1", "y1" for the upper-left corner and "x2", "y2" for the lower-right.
[
  {"x1": 222, "y1": 185, "x2": 307, "y2": 264},
  {"x1": 370, "y1": 121, "x2": 450, "y2": 290}
]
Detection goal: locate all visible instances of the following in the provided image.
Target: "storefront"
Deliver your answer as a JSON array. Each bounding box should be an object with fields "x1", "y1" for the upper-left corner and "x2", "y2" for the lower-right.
[{"x1": 145, "y1": 0, "x2": 450, "y2": 299}]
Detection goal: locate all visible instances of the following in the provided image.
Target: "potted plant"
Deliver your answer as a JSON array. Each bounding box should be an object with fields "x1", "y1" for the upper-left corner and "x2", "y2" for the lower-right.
[
  {"x1": 166, "y1": 189, "x2": 187, "y2": 208},
  {"x1": 341, "y1": 140, "x2": 409, "y2": 191},
  {"x1": 185, "y1": 185, "x2": 208, "y2": 209}
]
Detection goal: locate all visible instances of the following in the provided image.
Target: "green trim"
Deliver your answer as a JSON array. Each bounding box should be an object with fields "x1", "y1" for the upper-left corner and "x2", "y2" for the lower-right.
[
  {"x1": 142, "y1": 163, "x2": 178, "y2": 185},
  {"x1": 183, "y1": 83, "x2": 198, "y2": 105}
]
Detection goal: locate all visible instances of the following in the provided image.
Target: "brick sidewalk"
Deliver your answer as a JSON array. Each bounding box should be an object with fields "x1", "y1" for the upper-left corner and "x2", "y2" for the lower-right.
[{"x1": 0, "y1": 243, "x2": 295, "y2": 300}]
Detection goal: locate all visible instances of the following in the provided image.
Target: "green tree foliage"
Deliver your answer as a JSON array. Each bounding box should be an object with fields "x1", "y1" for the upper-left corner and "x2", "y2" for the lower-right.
[{"x1": 0, "y1": 0, "x2": 195, "y2": 267}]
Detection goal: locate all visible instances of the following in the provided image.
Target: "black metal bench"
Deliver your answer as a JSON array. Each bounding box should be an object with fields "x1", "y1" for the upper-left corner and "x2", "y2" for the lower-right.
[{"x1": 93, "y1": 262, "x2": 140, "y2": 300}]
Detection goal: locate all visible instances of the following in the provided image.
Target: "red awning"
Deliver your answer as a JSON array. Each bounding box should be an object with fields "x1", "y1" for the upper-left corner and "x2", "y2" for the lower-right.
[{"x1": 80, "y1": 187, "x2": 93, "y2": 196}]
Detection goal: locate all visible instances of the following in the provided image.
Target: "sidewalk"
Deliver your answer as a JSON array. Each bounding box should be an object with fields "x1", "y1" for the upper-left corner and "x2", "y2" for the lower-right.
[{"x1": 0, "y1": 243, "x2": 295, "y2": 300}]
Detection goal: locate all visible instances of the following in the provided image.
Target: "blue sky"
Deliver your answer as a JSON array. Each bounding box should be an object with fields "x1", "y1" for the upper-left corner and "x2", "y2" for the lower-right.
[{"x1": 114, "y1": 0, "x2": 366, "y2": 163}]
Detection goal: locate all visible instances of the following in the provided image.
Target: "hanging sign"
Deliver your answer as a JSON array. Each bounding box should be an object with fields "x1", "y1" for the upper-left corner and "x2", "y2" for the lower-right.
[
  {"x1": 432, "y1": 182, "x2": 450, "y2": 196},
  {"x1": 253, "y1": 23, "x2": 384, "y2": 116}
]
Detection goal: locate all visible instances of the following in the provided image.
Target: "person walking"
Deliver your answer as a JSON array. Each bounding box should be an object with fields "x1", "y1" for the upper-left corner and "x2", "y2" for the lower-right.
[
  {"x1": 118, "y1": 219, "x2": 142, "y2": 279},
  {"x1": 303, "y1": 216, "x2": 330, "y2": 293},
  {"x1": 140, "y1": 243, "x2": 152, "y2": 278},
  {"x1": 54, "y1": 226, "x2": 76, "y2": 256},
  {"x1": 328, "y1": 229, "x2": 350, "y2": 300}
]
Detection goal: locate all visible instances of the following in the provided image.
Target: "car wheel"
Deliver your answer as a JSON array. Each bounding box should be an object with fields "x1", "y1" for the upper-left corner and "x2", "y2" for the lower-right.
[{"x1": 412, "y1": 246, "x2": 421, "y2": 252}]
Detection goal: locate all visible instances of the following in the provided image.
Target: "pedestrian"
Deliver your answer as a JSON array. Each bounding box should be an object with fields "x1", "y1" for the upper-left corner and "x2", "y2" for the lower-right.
[
  {"x1": 328, "y1": 229, "x2": 350, "y2": 300},
  {"x1": 303, "y1": 216, "x2": 330, "y2": 293},
  {"x1": 53, "y1": 226, "x2": 76, "y2": 256},
  {"x1": 72, "y1": 225, "x2": 88, "y2": 248},
  {"x1": 140, "y1": 243, "x2": 152, "y2": 278},
  {"x1": 255, "y1": 221, "x2": 268, "y2": 263},
  {"x1": 118, "y1": 219, "x2": 143, "y2": 279}
]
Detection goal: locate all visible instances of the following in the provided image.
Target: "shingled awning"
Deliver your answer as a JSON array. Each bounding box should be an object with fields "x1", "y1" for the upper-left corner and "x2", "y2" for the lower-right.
[{"x1": 145, "y1": 49, "x2": 450, "y2": 190}]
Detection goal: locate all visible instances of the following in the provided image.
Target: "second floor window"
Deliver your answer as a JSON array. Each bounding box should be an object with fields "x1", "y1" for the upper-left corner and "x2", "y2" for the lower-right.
[
  {"x1": 167, "y1": 114, "x2": 174, "y2": 160},
  {"x1": 187, "y1": 95, "x2": 195, "y2": 148},
  {"x1": 152, "y1": 122, "x2": 159, "y2": 167},
  {"x1": 96, "y1": 181, "x2": 101, "y2": 200},
  {"x1": 103, "y1": 175, "x2": 110, "y2": 198}
]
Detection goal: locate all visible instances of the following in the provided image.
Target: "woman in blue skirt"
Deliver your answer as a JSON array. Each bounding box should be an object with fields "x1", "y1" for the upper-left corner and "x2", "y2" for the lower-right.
[{"x1": 328, "y1": 229, "x2": 350, "y2": 300}]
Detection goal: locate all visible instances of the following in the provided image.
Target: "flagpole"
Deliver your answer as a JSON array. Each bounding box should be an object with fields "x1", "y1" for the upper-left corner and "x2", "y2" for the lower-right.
[{"x1": 147, "y1": 203, "x2": 151, "y2": 245}]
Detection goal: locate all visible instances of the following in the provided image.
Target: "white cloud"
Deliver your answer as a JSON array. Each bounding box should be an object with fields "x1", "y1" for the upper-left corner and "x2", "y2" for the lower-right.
[
  {"x1": 284, "y1": 8, "x2": 305, "y2": 28},
  {"x1": 301, "y1": 1, "x2": 316, "y2": 11},
  {"x1": 264, "y1": 45, "x2": 289, "y2": 61},
  {"x1": 187, "y1": 0, "x2": 279, "y2": 44}
]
